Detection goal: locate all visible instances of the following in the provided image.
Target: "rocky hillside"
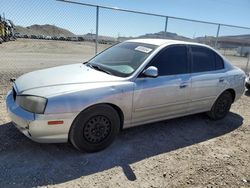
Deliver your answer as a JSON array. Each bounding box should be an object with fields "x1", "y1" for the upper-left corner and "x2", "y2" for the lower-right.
[
  {"x1": 138, "y1": 31, "x2": 192, "y2": 41},
  {"x1": 117, "y1": 31, "x2": 192, "y2": 42},
  {"x1": 14, "y1": 24, "x2": 75, "y2": 37}
]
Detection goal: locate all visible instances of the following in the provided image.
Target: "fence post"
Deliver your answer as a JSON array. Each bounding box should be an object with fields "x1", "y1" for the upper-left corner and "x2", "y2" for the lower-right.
[
  {"x1": 245, "y1": 54, "x2": 250, "y2": 73},
  {"x1": 215, "y1": 24, "x2": 220, "y2": 49},
  {"x1": 95, "y1": 6, "x2": 99, "y2": 55},
  {"x1": 164, "y1": 16, "x2": 168, "y2": 37}
]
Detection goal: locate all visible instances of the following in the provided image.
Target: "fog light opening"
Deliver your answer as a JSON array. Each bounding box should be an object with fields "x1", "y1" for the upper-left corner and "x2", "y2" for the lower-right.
[{"x1": 28, "y1": 131, "x2": 32, "y2": 137}]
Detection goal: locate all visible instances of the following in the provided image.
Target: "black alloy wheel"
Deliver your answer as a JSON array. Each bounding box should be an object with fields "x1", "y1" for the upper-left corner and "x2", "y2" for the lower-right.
[
  {"x1": 207, "y1": 91, "x2": 233, "y2": 120},
  {"x1": 69, "y1": 104, "x2": 120, "y2": 152},
  {"x1": 83, "y1": 115, "x2": 112, "y2": 144}
]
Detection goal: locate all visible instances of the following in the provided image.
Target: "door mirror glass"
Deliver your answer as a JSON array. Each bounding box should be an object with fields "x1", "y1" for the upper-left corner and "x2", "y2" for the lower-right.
[{"x1": 142, "y1": 66, "x2": 158, "y2": 78}]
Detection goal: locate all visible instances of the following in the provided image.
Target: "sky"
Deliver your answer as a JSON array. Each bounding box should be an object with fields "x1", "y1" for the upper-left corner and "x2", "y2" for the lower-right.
[{"x1": 0, "y1": 0, "x2": 250, "y2": 38}]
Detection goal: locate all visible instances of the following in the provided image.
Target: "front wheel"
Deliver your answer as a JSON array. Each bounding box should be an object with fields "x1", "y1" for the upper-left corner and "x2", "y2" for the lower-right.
[
  {"x1": 69, "y1": 104, "x2": 120, "y2": 152},
  {"x1": 207, "y1": 91, "x2": 233, "y2": 120}
]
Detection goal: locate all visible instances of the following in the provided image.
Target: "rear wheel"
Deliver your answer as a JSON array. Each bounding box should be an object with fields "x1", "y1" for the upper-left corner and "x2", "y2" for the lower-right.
[
  {"x1": 69, "y1": 104, "x2": 120, "y2": 152},
  {"x1": 207, "y1": 91, "x2": 233, "y2": 120}
]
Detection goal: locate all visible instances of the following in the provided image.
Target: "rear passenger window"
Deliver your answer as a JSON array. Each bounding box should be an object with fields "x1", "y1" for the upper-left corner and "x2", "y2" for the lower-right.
[
  {"x1": 215, "y1": 54, "x2": 224, "y2": 70},
  {"x1": 191, "y1": 46, "x2": 215, "y2": 73},
  {"x1": 149, "y1": 45, "x2": 188, "y2": 76}
]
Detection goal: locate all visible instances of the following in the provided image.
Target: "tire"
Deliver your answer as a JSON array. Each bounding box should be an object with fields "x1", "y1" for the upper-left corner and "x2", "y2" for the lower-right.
[
  {"x1": 69, "y1": 104, "x2": 120, "y2": 152},
  {"x1": 207, "y1": 91, "x2": 233, "y2": 120},
  {"x1": 246, "y1": 82, "x2": 250, "y2": 90}
]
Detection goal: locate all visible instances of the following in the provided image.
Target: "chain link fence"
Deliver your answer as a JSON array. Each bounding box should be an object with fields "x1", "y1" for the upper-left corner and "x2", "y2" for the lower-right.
[
  {"x1": 1, "y1": 0, "x2": 250, "y2": 95},
  {"x1": 57, "y1": 0, "x2": 250, "y2": 73}
]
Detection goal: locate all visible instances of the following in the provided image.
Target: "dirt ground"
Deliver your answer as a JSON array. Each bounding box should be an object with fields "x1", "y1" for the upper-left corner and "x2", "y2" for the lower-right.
[{"x1": 0, "y1": 39, "x2": 249, "y2": 188}]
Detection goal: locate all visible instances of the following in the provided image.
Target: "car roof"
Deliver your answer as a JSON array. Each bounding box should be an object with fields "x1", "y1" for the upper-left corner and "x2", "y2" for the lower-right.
[{"x1": 127, "y1": 38, "x2": 210, "y2": 48}]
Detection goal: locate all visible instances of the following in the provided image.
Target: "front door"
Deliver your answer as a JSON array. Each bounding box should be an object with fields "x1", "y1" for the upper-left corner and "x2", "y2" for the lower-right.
[{"x1": 132, "y1": 45, "x2": 191, "y2": 126}]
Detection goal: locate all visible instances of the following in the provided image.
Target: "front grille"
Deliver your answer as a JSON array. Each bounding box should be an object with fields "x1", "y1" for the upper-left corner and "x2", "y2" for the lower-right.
[{"x1": 12, "y1": 87, "x2": 17, "y2": 101}]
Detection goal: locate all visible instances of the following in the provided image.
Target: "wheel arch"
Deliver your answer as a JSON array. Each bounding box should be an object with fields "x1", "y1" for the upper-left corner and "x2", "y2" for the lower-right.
[
  {"x1": 210, "y1": 88, "x2": 236, "y2": 111},
  {"x1": 207, "y1": 88, "x2": 236, "y2": 120},
  {"x1": 106, "y1": 103, "x2": 124, "y2": 130},
  {"x1": 68, "y1": 103, "x2": 123, "y2": 152},
  {"x1": 70, "y1": 103, "x2": 124, "y2": 133}
]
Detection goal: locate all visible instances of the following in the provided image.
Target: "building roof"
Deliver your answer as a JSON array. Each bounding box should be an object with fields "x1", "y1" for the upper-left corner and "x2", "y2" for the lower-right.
[{"x1": 127, "y1": 38, "x2": 209, "y2": 47}]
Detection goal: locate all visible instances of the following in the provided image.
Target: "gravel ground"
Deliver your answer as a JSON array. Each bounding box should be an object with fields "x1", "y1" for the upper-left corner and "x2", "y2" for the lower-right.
[{"x1": 0, "y1": 39, "x2": 249, "y2": 188}]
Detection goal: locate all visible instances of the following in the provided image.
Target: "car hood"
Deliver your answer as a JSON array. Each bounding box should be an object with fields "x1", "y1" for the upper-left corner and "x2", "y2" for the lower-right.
[{"x1": 14, "y1": 63, "x2": 123, "y2": 94}]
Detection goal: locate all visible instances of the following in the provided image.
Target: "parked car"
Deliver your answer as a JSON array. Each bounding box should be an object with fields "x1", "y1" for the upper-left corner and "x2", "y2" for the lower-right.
[
  {"x1": 6, "y1": 39, "x2": 246, "y2": 152},
  {"x1": 23, "y1": 34, "x2": 29, "y2": 39},
  {"x1": 30, "y1": 35, "x2": 37, "y2": 39},
  {"x1": 78, "y1": 36, "x2": 84, "y2": 41},
  {"x1": 59, "y1": 36, "x2": 66, "y2": 41},
  {"x1": 67, "y1": 36, "x2": 78, "y2": 41},
  {"x1": 45, "y1": 36, "x2": 52, "y2": 40},
  {"x1": 38, "y1": 35, "x2": 45, "y2": 39},
  {"x1": 14, "y1": 32, "x2": 22, "y2": 38},
  {"x1": 237, "y1": 46, "x2": 250, "y2": 57},
  {"x1": 52, "y1": 36, "x2": 58, "y2": 40},
  {"x1": 246, "y1": 73, "x2": 250, "y2": 90}
]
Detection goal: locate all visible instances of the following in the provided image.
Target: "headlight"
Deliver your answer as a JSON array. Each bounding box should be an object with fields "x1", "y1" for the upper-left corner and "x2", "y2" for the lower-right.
[{"x1": 16, "y1": 95, "x2": 47, "y2": 114}]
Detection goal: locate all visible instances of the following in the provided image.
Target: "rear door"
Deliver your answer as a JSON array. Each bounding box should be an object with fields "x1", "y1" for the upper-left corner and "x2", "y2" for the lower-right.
[{"x1": 189, "y1": 45, "x2": 226, "y2": 113}]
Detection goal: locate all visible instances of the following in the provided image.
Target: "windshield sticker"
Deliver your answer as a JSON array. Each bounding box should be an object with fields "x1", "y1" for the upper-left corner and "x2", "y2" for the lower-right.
[{"x1": 135, "y1": 46, "x2": 153, "y2": 53}]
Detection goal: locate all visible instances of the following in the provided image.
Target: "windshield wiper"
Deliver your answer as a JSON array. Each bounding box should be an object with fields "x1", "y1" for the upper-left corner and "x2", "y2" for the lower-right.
[{"x1": 87, "y1": 64, "x2": 112, "y2": 75}]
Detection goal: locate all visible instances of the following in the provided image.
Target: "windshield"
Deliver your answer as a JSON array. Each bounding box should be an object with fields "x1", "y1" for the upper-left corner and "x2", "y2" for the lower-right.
[{"x1": 87, "y1": 42, "x2": 157, "y2": 77}]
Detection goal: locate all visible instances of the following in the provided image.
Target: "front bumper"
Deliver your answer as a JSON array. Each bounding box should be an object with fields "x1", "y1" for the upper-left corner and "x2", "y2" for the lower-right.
[
  {"x1": 245, "y1": 76, "x2": 250, "y2": 89},
  {"x1": 246, "y1": 76, "x2": 250, "y2": 84},
  {"x1": 6, "y1": 91, "x2": 73, "y2": 143},
  {"x1": 245, "y1": 75, "x2": 250, "y2": 84}
]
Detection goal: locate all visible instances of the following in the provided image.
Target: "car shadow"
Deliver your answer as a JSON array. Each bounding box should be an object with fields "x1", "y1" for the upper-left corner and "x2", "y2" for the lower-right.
[{"x1": 0, "y1": 112, "x2": 243, "y2": 187}]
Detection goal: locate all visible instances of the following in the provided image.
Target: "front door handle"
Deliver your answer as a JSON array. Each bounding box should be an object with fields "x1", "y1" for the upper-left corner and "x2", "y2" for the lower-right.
[{"x1": 180, "y1": 83, "x2": 188, "y2": 89}]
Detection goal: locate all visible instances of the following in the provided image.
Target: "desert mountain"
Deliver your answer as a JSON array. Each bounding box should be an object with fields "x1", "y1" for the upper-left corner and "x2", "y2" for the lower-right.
[
  {"x1": 138, "y1": 31, "x2": 192, "y2": 41},
  {"x1": 14, "y1": 24, "x2": 75, "y2": 37}
]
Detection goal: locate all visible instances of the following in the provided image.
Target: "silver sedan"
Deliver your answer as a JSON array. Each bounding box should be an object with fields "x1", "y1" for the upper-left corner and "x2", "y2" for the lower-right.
[{"x1": 6, "y1": 39, "x2": 246, "y2": 152}]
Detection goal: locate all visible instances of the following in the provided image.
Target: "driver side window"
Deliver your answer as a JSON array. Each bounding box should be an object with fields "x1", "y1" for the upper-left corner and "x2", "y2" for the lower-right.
[{"x1": 149, "y1": 45, "x2": 189, "y2": 76}]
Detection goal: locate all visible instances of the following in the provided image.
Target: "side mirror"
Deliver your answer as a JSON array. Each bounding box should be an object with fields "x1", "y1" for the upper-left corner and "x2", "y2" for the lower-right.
[{"x1": 142, "y1": 66, "x2": 158, "y2": 78}]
